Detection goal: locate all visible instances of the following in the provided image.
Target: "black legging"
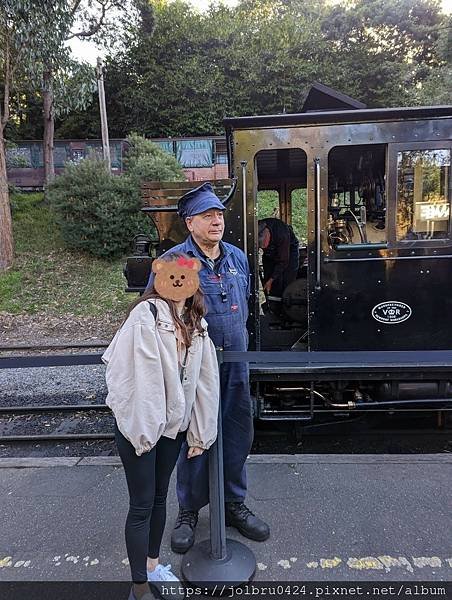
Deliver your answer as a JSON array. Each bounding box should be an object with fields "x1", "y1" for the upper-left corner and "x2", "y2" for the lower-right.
[{"x1": 115, "y1": 421, "x2": 185, "y2": 583}]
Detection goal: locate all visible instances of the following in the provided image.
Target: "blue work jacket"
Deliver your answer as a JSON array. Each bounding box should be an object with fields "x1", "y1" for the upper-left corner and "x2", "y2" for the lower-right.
[{"x1": 146, "y1": 236, "x2": 250, "y2": 349}]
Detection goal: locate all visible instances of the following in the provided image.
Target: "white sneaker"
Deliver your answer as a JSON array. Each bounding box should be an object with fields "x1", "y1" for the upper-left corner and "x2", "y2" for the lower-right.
[{"x1": 147, "y1": 564, "x2": 185, "y2": 599}]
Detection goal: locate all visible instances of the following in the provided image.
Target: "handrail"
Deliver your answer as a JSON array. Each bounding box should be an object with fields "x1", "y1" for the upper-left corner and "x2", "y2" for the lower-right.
[
  {"x1": 240, "y1": 161, "x2": 248, "y2": 255},
  {"x1": 314, "y1": 157, "x2": 321, "y2": 289}
]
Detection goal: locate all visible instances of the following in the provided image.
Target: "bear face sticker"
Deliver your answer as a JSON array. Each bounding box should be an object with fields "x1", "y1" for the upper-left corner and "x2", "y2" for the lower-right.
[
  {"x1": 372, "y1": 301, "x2": 412, "y2": 324},
  {"x1": 152, "y1": 255, "x2": 201, "y2": 302}
]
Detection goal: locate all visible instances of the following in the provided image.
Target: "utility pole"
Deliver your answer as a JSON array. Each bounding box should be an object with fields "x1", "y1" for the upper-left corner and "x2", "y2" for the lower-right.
[{"x1": 96, "y1": 57, "x2": 111, "y2": 172}]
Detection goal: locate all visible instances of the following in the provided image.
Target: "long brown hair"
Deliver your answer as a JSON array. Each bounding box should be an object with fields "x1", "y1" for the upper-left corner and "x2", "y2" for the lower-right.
[{"x1": 123, "y1": 252, "x2": 206, "y2": 347}]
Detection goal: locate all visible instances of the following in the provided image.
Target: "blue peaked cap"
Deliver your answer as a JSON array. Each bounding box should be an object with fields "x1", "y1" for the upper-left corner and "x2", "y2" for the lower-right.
[{"x1": 177, "y1": 182, "x2": 225, "y2": 219}]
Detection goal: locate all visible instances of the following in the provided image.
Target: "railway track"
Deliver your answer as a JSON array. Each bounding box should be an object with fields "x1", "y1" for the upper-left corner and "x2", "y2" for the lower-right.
[
  {"x1": 0, "y1": 403, "x2": 114, "y2": 444},
  {"x1": 0, "y1": 341, "x2": 108, "y2": 352},
  {"x1": 0, "y1": 343, "x2": 112, "y2": 452},
  {"x1": 0, "y1": 400, "x2": 451, "y2": 457},
  {"x1": 1, "y1": 345, "x2": 452, "y2": 457}
]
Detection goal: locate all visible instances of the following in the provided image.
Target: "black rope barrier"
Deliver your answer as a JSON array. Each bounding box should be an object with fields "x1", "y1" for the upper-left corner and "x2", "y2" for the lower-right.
[
  {"x1": 0, "y1": 353, "x2": 103, "y2": 369},
  {"x1": 4, "y1": 349, "x2": 452, "y2": 370}
]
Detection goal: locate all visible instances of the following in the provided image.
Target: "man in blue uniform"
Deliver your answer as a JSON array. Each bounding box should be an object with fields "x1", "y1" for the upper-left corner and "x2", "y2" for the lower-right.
[{"x1": 146, "y1": 182, "x2": 269, "y2": 553}]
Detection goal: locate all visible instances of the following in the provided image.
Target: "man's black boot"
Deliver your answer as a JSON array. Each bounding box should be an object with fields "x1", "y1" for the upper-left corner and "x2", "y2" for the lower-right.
[
  {"x1": 171, "y1": 508, "x2": 198, "y2": 554},
  {"x1": 225, "y1": 502, "x2": 270, "y2": 541}
]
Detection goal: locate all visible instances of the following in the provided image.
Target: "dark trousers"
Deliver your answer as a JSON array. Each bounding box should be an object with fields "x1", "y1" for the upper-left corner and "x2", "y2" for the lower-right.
[
  {"x1": 115, "y1": 422, "x2": 185, "y2": 583},
  {"x1": 176, "y1": 328, "x2": 253, "y2": 511}
]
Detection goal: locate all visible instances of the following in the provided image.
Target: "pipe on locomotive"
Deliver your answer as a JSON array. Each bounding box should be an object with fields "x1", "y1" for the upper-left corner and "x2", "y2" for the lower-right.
[
  {"x1": 273, "y1": 386, "x2": 354, "y2": 408},
  {"x1": 272, "y1": 387, "x2": 452, "y2": 410}
]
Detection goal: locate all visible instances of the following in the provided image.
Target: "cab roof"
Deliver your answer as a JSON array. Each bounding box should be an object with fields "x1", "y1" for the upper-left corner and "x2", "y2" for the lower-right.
[{"x1": 224, "y1": 105, "x2": 452, "y2": 130}]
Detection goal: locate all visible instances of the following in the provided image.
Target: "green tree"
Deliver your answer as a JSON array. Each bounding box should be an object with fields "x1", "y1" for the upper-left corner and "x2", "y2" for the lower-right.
[
  {"x1": 99, "y1": 0, "x2": 447, "y2": 138},
  {"x1": 124, "y1": 132, "x2": 186, "y2": 183},
  {"x1": 414, "y1": 14, "x2": 452, "y2": 105},
  {"x1": 103, "y1": 0, "x2": 322, "y2": 136},
  {"x1": 37, "y1": 0, "x2": 138, "y2": 186},
  {"x1": 320, "y1": 0, "x2": 445, "y2": 106},
  {"x1": 0, "y1": 1, "x2": 61, "y2": 270},
  {"x1": 37, "y1": 0, "x2": 450, "y2": 139}
]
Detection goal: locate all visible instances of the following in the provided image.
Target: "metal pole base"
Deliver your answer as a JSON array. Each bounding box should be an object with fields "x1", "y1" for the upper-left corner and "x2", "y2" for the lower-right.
[{"x1": 181, "y1": 538, "x2": 256, "y2": 590}]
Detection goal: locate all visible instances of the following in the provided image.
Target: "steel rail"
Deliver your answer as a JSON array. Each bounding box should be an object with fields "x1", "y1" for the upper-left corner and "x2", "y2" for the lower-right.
[
  {"x1": 0, "y1": 433, "x2": 114, "y2": 442},
  {"x1": 0, "y1": 405, "x2": 113, "y2": 444},
  {"x1": 0, "y1": 404, "x2": 110, "y2": 414},
  {"x1": 2, "y1": 426, "x2": 450, "y2": 444},
  {"x1": 0, "y1": 404, "x2": 114, "y2": 444},
  {"x1": 0, "y1": 342, "x2": 108, "y2": 352}
]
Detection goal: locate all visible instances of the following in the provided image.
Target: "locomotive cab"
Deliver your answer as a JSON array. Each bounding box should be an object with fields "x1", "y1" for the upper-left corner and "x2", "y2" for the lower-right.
[
  {"x1": 250, "y1": 142, "x2": 389, "y2": 351},
  {"x1": 225, "y1": 106, "x2": 452, "y2": 356},
  {"x1": 129, "y1": 84, "x2": 452, "y2": 420},
  {"x1": 222, "y1": 87, "x2": 452, "y2": 419}
]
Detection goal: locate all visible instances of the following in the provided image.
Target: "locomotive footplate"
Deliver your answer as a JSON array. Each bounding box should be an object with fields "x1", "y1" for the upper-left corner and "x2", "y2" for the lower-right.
[{"x1": 228, "y1": 350, "x2": 452, "y2": 381}]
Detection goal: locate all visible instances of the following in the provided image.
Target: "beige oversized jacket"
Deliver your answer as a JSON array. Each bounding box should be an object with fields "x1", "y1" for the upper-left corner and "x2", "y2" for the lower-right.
[{"x1": 102, "y1": 299, "x2": 219, "y2": 456}]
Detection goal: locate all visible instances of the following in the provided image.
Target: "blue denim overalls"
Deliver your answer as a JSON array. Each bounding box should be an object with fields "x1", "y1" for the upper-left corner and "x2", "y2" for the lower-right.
[{"x1": 147, "y1": 235, "x2": 253, "y2": 509}]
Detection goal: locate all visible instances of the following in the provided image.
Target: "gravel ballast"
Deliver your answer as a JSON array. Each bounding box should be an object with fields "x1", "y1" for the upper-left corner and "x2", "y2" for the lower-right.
[{"x1": 0, "y1": 364, "x2": 107, "y2": 406}]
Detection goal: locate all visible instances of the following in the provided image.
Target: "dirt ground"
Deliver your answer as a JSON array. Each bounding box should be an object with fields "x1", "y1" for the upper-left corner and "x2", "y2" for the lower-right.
[{"x1": 0, "y1": 313, "x2": 123, "y2": 347}]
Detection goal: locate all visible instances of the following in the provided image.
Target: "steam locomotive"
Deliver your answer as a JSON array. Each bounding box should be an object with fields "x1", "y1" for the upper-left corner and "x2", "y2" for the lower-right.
[{"x1": 125, "y1": 83, "x2": 452, "y2": 421}]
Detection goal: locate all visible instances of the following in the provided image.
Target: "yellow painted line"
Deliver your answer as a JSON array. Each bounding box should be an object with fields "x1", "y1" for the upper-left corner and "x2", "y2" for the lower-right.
[
  {"x1": 306, "y1": 555, "x2": 449, "y2": 572},
  {"x1": 320, "y1": 557, "x2": 342, "y2": 569},
  {"x1": 377, "y1": 555, "x2": 415, "y2": 572},
  {"x1": 0, "y1": 556, "x2": 12, "y2": 568},
  {"x1": 347, "y1": 556, "x2": 384, "y2": 570},
  {"x1": 0, "y1": 553, "x2": 451, "y2": 572}
]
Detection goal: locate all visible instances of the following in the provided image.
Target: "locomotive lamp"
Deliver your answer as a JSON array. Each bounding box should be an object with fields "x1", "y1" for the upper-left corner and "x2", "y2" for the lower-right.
[{"x1": 123, "y1": 234, "x2": 153, "y2": 292}]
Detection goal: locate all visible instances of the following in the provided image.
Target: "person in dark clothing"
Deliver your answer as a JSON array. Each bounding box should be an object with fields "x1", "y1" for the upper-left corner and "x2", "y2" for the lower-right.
[{"x1": 258, "y1": 218, "x2": 299, "y2": 297}]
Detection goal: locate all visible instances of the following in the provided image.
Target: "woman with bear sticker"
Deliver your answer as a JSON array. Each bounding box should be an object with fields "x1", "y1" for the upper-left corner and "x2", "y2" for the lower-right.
[{"x1": 102, "y1": 252, "x2": 219, "y2": 600}]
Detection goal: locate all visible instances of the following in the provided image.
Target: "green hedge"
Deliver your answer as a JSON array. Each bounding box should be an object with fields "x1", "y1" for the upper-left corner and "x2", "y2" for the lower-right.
[{"x1": 48, "y1": 134, "x2": 185, "y2": 259}]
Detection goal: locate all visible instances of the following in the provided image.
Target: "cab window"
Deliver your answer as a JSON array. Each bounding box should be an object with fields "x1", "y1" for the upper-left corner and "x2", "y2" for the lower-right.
[
  {"x1": 328, "y1": 144, "x2": 387, "y2": 249},
  {"x1": 396, "y1": 149, "x2": 451, "y2": 241}
]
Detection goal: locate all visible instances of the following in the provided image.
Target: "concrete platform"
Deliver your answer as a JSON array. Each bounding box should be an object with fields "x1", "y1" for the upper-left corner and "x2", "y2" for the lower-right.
[{"x1": 0, "y1": 454, "x2": 451, "y2": 589}]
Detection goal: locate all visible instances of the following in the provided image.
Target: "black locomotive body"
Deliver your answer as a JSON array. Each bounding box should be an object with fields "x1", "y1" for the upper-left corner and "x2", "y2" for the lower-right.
[{"x1": 128, "y1": 89, "x2": 452, "y2": 420}]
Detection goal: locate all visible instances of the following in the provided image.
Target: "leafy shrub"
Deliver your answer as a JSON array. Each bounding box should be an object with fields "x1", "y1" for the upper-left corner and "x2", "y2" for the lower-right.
[
  {"x1": 124, "y1": 132, "x2": 185, "y2": 185},
  {"x1": 48, "y1": 136, "x2": 185, "y2": 259},
  {"x1": 48, "y1": 158, "x2": 141, "y2": 259}
]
